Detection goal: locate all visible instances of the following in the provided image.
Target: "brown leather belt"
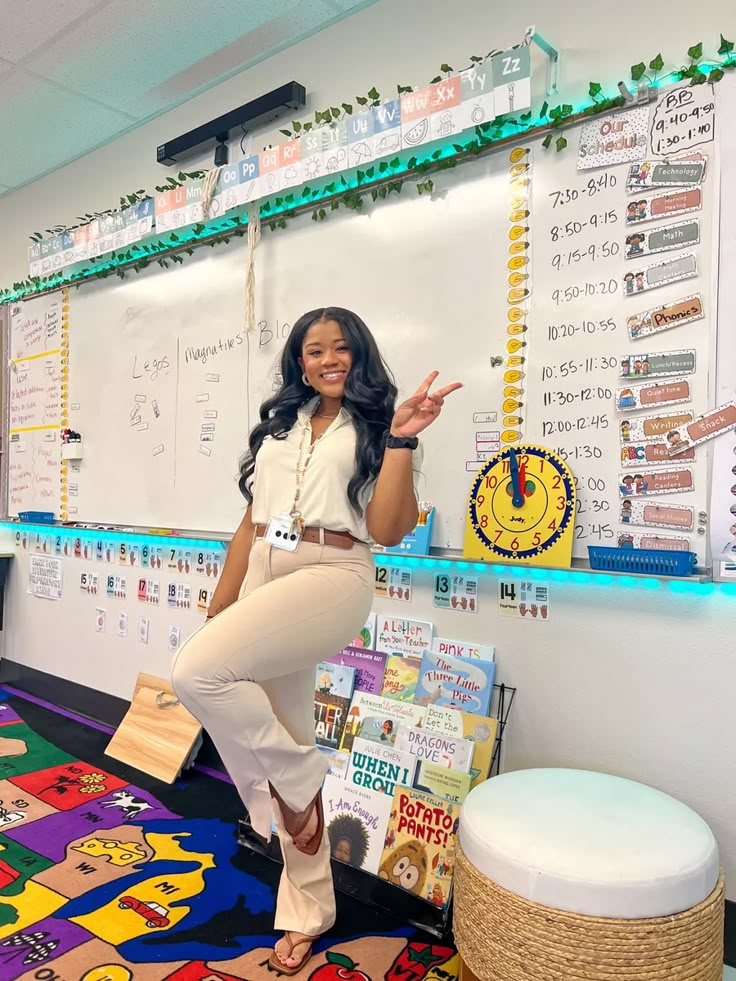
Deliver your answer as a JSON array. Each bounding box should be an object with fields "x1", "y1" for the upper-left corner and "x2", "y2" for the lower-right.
[{"x1": 254, "y1": 524, "x2": 356, "y2": 550}]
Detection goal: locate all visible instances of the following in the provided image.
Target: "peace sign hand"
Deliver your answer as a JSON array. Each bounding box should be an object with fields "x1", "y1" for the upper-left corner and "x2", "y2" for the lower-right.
[{"x1": 390, "y1": 371, "x2": 463, "y2": 439}]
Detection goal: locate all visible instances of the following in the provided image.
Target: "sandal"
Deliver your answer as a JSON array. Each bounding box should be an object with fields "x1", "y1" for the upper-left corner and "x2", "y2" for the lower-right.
[
  {"x1": 270, "y1": 785, "x2": 325, "y2": 857},
  {"x1": 268, "y1": 932, "x2": 319, "y2": 976}
]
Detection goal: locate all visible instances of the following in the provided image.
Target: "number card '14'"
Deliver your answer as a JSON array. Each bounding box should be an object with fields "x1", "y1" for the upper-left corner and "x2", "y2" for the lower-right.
[{"x1": 463, "y1": 444, "x2": 576, "y2": 568}]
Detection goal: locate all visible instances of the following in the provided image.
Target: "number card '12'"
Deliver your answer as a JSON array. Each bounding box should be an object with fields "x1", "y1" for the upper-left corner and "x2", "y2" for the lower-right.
[{"x1": 463, "y1": 444, "x2": 576, "y2": 568}]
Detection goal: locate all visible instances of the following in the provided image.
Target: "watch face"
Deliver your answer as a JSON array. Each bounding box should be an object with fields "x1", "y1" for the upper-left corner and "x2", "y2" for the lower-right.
[{"x1": 468, "y1": 445, "x2": 575, "y2": 559}]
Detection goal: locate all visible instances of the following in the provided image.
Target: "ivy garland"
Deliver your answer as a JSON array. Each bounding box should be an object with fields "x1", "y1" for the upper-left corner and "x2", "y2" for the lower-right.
[{"x1": 2, "y1": 34, "x2": 733, "y2": 304}]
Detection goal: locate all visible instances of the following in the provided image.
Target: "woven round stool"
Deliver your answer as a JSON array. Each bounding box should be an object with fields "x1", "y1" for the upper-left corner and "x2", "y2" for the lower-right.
[{"x1": 454, "y1": 768, "x2": 723, "y2": 981}]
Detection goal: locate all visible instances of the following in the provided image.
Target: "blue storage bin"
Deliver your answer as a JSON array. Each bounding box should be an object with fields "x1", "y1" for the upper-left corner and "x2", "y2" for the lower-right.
[{"x1": 588, "y1": 545, "x2": 697, "y2": 577}]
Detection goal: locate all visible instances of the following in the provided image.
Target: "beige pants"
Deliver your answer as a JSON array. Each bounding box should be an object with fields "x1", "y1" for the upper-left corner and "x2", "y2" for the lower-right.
[{"x1": 171, "y1": 538, "x2": 374, "y2": 936}]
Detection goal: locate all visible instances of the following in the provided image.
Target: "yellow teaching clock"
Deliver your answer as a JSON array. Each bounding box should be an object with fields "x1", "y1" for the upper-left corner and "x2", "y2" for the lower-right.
[{"x1": 463, "y1": 444, "x2": 576, "y2": 568}]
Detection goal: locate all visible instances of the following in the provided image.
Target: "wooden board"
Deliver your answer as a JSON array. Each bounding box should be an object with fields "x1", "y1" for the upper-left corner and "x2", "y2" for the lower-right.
[{"x1": 104, "y1": 672, "x2": 202, "y2": 784}]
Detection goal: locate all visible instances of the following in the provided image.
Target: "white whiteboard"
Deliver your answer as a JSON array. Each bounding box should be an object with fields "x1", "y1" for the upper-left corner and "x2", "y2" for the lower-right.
[
  {"x1": 248, "y1": 151, "x2": 517, "y2": 548},
  {"x1": 5, "y1": 100, "x2": 722, "y2": 562},
  {"x1": 57, "y1": 149, "x2": 517, "y2": 541},
  {"x1": 67, "y1": 254, "x2": 252, "y2": 532},
  {"x1": 7, "y1": 293, "x2": 64, "y2": 517},
  {"x1": 525, "y1": 112, "x2": 719, "y2": 565}
]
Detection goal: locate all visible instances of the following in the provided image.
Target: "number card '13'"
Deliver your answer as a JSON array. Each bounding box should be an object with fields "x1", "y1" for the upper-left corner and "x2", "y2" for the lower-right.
[{"x1": 463, "y1": 444, "x2": 576, "y2": 568}]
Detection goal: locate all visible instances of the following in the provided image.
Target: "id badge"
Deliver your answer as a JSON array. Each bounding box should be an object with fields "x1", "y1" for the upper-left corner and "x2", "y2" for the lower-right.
[{"x1": 264, "y1": 512, "x2": 302, "y2": 552}]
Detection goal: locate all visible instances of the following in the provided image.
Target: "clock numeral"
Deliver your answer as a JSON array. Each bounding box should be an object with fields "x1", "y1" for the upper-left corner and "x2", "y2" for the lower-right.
[
  {"x1": 552, "y1": 474, "x2": 562, "y2": 489},
  {"x1": 548, "y1": 518, "x2": 557, "y2": 531},
  {"x1": 485, "y1": 475, "x2": 498, "y2": 489},
  {"x1": 532, "y1": 532, "x2": 542, "y2": 546},
  {"x1": 476, "y1": 493, "x2": 485, "y2": 506},
  {"x1": 480, "y1": 515, "x2": 489, "y2": 528},
  {"x1": 557, "y1": 495, "x2": 566, "y2": 510},
  {"x1": 493, "y1": 529, "x2": 503, "y2": 543},
  {"x1": 510, "y1": 537, "x2": 520, "y2": 550}
]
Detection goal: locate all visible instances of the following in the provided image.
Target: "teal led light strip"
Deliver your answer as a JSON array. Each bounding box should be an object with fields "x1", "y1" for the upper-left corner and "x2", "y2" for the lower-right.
[{"x1": 3, "y1": 522, "x2": 735, "y2": 595}]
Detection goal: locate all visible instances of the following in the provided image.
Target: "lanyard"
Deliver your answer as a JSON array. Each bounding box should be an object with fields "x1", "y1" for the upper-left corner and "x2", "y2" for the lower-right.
[{"x1": 290, "y1": 413, "x2": 325, "y2": 525}]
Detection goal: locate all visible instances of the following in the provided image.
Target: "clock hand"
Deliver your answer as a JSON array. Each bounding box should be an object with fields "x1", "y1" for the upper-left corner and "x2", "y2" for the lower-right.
[
  {"x1": 508, "y1": 448, "x2": 525, "y2": 509},
  {"x1": 518, "y1": 460, "x2": 527, "y2": 495}
]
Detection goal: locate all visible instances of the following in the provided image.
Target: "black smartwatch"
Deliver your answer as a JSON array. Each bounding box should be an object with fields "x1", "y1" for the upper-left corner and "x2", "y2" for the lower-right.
[{"x1": 384, "y1": 433, "x2": 419, "y2": 450}]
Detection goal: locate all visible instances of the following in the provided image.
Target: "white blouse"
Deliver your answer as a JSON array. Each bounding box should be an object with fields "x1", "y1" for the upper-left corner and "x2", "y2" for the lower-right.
[{"x1": 251, "y1": 397, "x2": 424, "y2": 543}]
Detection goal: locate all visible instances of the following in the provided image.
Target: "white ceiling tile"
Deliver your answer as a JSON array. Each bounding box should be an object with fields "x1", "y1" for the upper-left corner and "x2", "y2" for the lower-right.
[
  {"x1": 0, "y1": 0, "x2": 106, "y2": 63},
  {"x1": 24, "y1": 0, "x2": 329, "y2": 115},
  {"x1": 0, "y1": 68, "x2": 132, "y2": 187}
]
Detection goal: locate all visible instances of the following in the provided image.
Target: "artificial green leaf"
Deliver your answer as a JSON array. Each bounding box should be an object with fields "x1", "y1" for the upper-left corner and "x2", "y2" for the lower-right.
[
  {"x1": 293, "y1": 121, "x2": 302, "y2": 132},
  {"x1": 279, "y1": 129, "x2": 291, "y2": 137},
  {"x1": 285, "y1": 194, "x2": 295, "y2": 204},
  {"x1": 556, "y1": 136, "x2": 568, "y2": 152},
  {"x1": 342, "y1": 103, "x2": 353, "y2": 114},
  {"x1": 470, "y1": 55, "x2": 483, "y2": 63},
  {"x1": 542, "y1": 133, "x2": 553, "y2": 149},
  {"x1": 379, "y1": 161, "x2": 389, "y2": 173},
  {"x1": 539, "y1": 101, "x2": 549, "y2": 117},
  {"x1": 432, "y1": 149, "x2": 442, "y2": 159},
  {"x1": 687, "y1": 42, "x2": 703, "y2": 60},
  {"x1": 588, "y1": 81, "x2": 602, "y2": 98},
  {"x1": 709, "y1": 67, "x2": 725, "y2": 82},
  {"x1": 561, "y1": 104, "x2": 573, "y2": 116},
  {"x1": 430, "y1": 76, "x2": 442, "y2": 84},
  {"x1": 389, "y1": 157, "x2": 400, "y2": 168},
  {"x1": 520, "y1": 111, "x2": 532, "y2": 121},
  {"x1": 356, "y1": 96, "x2": 368, "y2": 106},
  {"x1": 169, "y1": 233, "x2": 180, "y2": 242},
  {"x1": 649, "y1": 53, "x2": 664, "y2": 71},
  {"x1": 631, "y1": 61, "x2": 646, "y2": 81},
  {"x1": 366, "y1": 166, "x2": 375, "y2": 178},
  {"x1": 356, "y1": 170, "x2": 365, "y2": 183},
  {"x1": 331, "y1": 107, "x2": 340, "y2": 118},
  {"x1": 690, "y1": 70, "x2": 706, "y2": 84},
  {"x1": 371, "y1": 189, "x2": 379, "y2": 201},
  {"x1": 440, "y1": 63, "x2": 453, "y2": 74},
  {"x1": 367, "y1": 86, "x2": 380, "y2": 100},
  {"x1": 719, "y1": 34, "x2": 734, "y2": 55},
  {"x1": 397, "y1": 84, "x2": 413, "y2": 95},
  {"x1": 549, "y1": 105, "x2": 562, "y2": 119}
]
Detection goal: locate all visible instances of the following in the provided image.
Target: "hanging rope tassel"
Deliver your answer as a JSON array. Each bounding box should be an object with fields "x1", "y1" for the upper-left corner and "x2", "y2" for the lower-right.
[
  {"x1": 244, "y1": 201, "x2": 261, "y2": 334},
  {"x1": 200, "y1": 167, "x2": 221, "y2": 218}
]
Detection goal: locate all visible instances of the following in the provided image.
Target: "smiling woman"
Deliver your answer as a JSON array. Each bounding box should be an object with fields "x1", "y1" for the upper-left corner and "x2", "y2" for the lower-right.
[{"x1": 171, "y1": 305, "x2": 460, "y2": 975}]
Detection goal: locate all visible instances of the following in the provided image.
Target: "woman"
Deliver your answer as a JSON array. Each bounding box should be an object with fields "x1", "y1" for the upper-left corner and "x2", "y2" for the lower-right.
[{"x1": 172, "y1": 307, "x2": 460, "y2": 975}]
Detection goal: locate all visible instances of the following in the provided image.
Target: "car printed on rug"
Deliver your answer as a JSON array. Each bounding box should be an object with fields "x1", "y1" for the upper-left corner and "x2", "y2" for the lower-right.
[{"x1": 118, "y1": 896, "x2": 171, "y2": 928}]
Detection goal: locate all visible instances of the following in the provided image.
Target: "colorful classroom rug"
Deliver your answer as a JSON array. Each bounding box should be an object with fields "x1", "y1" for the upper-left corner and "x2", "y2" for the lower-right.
[{"x1": 0, "y1": 690, "x2": 458, "y2": 981}]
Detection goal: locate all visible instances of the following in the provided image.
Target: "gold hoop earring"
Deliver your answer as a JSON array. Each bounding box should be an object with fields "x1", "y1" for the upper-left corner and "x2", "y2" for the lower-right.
[{"x1": 302, "y1": 372, "x2": 311, "y2": 387}]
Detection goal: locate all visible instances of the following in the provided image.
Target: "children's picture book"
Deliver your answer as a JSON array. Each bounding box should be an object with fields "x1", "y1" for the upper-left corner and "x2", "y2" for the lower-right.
[
  {"x1": 415, "y1": 651, "x2": 495, "y2": 716},
  {"x1": 375, "y1": 616, "x2": 433, "y2": 657},
  {"x1": 317, "y1": 745, "x2": 349, "y2": 779},
  {"x1": 330, "y1": 646, "x2": 388, "y2": 696},
  {"x1": 314, "y1": 661, "x2": 356, "y2": 750},
  {"x1": 380, "y1": 654, "x2": 421, "y2": 702},
  {"x1": 379, "y1": 786, "x2": 460, "y2": 910},
  {"x1": 340, "y1": 691, "x2": 426, "y2": 753},
  {"x1": 412, "y1": 760, "x2": 472, "y2": 804},
  {"x1": 394, "y1": 725, "x2": 474, "y2": 773},
  {"x1": 350, "y1": 613, "x2": 376, "y2": 649},
  {"x1": 421, "y1": 705, "x2": 498, "y2": 788},
  {"x1": 322, "y1": 772, "x2": 393, "y2": 874},
  {"x1": 346, "y1": 736, "x2": 416, "y2": 798},
  {"x1": 431, "y1": 637, "x2": 495, "y2": 661}
]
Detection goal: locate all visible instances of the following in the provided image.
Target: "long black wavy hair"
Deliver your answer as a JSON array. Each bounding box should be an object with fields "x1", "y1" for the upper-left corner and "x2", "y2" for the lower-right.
[{"x1": 239, "y1": 307, "x2": 398, "y2": 514}]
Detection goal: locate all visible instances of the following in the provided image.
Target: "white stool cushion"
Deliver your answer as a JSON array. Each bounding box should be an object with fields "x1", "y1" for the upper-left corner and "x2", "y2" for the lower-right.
[{"x1": 459, "y1": 768, "x2": 719, "y2": 919}]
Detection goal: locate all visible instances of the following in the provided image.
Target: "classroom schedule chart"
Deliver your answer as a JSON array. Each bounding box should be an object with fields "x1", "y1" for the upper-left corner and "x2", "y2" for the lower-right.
[{"x1": 529, "y1": 128, "x2": 717, "y2": 563}]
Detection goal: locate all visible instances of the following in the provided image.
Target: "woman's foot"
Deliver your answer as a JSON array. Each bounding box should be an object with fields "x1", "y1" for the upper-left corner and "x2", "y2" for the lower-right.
[
  {"x1": 270, "y1": 932, "x2": 317, "y2": 974},
  {"x1": 292, "y1": 799, "x2": 320, "y2": 851},
  {"x1": 270, "y1": 785, "x2": 325, "y2": 856}
]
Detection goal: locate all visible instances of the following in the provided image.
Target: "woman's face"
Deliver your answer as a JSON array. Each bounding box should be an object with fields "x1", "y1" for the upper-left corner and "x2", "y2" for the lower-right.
[{"x1": 299, "y1": 319, "x2": 352, "y2": 399}]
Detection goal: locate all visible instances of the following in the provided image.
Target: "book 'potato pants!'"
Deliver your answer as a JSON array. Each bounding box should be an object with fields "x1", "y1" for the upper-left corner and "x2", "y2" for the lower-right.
[{"x1": 172, "y1": 538, "x2": 375, "y2": 936}]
